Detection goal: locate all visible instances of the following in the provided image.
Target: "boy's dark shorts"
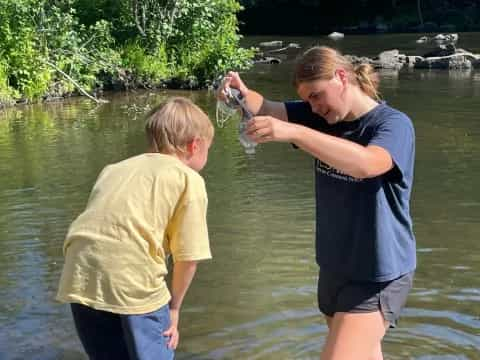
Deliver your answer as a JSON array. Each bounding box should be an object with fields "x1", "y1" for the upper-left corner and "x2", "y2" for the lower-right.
[
  {"x1": 71, "y1": 303, "x2": 174, "y2": 360},
  {"x1": 317, "y1": 270, "x2": 414, "y2": 327}
]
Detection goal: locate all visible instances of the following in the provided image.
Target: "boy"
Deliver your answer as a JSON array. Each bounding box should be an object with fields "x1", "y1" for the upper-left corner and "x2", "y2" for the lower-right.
[{"x1": 56, "y1": 97, "x2": 214, "y2": 360}]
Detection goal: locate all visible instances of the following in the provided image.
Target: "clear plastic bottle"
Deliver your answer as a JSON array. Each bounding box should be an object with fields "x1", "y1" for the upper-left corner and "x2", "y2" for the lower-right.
[{"x1": 226, "y1": 88, "x2": 257, "y2": 154}]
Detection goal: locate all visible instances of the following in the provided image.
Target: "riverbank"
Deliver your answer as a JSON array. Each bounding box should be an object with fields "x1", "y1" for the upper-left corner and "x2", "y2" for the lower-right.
[
  {"x1": 0, "y1": 0, "x2": 253, "y2": 110},
  {"x1": 0, "y1": 72, "x2": 220, "y2": 109}
]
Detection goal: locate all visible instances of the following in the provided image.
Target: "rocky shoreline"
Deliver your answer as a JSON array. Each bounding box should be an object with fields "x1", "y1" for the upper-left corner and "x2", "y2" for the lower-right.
[
  {"x1": 348, "y1": 34, "x2": 479, "y2": 70},
  {"x1": 254, "y1": 34, "x2": 480, "y2": 71}
]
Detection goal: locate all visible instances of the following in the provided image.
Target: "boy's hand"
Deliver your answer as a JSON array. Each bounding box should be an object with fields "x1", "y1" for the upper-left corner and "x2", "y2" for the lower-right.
[{"x1": 163, "y1": 308, "x2": 180, "y2": 349}]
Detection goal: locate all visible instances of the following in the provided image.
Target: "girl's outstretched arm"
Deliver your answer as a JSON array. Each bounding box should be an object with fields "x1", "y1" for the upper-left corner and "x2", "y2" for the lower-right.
[
  {"x1": 248, "y1": 116, "x2": 393, "y2": 179},
  {"x1": 220, "y1": 71, "x2": 288, "y2": 121}
]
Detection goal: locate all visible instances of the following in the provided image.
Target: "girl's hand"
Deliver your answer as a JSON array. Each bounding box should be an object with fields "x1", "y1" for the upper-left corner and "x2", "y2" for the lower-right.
[
  {"x1": 163, "y1": 309, "x2": 180, "y2": 349},
  {"x1": 217, "y1": 71, "x2": 249, "y2": 100},
  {"x1": 247, "y1": 115, "x2": 294, "y2": 143}
]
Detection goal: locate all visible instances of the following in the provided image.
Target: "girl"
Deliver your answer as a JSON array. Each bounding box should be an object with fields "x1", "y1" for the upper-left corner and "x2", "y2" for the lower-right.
[{"x1": 220, "y1": 46, "x2": 416, "y2": 360}]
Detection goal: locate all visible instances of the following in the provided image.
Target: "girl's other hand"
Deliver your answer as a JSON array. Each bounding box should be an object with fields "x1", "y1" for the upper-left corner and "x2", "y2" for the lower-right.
[{"x1": 247, "y1": 116, "x2": 293, "y2": 143}]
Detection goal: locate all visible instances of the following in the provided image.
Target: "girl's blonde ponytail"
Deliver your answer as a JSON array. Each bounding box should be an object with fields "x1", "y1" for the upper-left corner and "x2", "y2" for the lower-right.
[{"x1": 354, "y1": 64, "x2": 380, "y2": 100}]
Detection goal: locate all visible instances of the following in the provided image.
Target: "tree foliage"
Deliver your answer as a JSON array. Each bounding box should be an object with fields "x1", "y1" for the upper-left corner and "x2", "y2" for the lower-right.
[
  {"x1": 115, "y1": 0, "x2": 254, "y2": 85},
  {"x1": 0, "y1": 0, "x2": 254, "y2": 104}
]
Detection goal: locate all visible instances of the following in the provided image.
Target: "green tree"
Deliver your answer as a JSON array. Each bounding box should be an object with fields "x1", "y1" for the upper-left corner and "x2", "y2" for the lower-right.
[
  {"x1": 120, "y1": 0, "x2": 254, "y2": 85},
  {"x1": 0, "y1": 0, "x2": 253, "y2": 104}
]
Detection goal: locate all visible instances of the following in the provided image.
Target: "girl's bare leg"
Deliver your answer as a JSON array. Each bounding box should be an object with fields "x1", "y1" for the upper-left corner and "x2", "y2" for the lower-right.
[{"x1": 321, "y1": 312, "x2": 388, "y2": 360}]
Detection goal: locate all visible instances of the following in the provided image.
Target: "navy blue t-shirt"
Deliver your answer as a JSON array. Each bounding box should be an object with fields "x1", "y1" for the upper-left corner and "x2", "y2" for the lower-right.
[{"x1": 285, "y1": 101, "x2": 416, "y2": 282}]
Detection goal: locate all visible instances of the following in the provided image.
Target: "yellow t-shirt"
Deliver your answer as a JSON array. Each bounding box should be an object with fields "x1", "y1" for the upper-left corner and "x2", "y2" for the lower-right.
[{"x1": 56, "y1": 153, "x2": 211, "y2": 314}]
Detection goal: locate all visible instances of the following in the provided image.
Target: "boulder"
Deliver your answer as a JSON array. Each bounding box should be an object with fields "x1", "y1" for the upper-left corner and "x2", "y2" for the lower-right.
[
  {"x1": 423, "y1": 44, "x2": 456, "y2": 58},
  {"x1": 433, "y1": 33, "x2": 458, "y2": 45},
  {"x1": 416, "y1": 33, "x2": 458, "y2": 46},
  {"x1": 259, "y1": 41, "x2": 283, "y2": 48},
  {"x1": 373, "y1": 50, "x2": 404, "y2": 70},
  {"x1": 328, "y1": 32, "x2": 345, "y2": 40},
  {"x1": 416, "y1": 36, "x2": 429, "y2": 44},
  {"x1": 415, "y1": 55, "x2": 472, "y2": 70},
  {"x1": 448, "y1": 57, "x2": 472, "y2": 70},
  {"x1": 254, "y1": 56, "x2": 282, "y2": 64},
  {"x1": 345, "y1": 55, "x2": 373, "y2": 65},
  {"x1": 405, "y1": 56, "x2": 424, "y2": 67},
  {"x1": 265, "y1": 43, "x2": 301, "y2": 54},
  {"x1": 449, "y1": 34, "x2": 459, "y2": 42},
  {"x1": 415, "y1": 58, "x2": 449, "y2": 69},
  {"x1": 379, "y1": 49, "x2": 399, "y2": 61},
  {"x1": 455, "y1": 49, "x2": 480, "y2": 63}
]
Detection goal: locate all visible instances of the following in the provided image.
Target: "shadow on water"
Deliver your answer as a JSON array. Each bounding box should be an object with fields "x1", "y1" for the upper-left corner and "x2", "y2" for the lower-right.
[{"x1": 1, "y1": 33, "x2": 480, "y2": 359}]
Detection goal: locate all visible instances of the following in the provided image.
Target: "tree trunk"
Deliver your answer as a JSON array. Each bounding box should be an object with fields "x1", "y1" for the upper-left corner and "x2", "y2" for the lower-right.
[
  {"x1": 417, "y1": 0, "x2": 424, "y2": 28},
  {"x1": 132, "y1": 0, "x2": 147, "y2": 37}
]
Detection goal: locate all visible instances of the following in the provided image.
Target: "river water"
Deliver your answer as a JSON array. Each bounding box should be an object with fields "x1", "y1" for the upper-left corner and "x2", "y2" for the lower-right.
[{"x1": 0, "y1": 33, "x2": 479, "y2": 359}]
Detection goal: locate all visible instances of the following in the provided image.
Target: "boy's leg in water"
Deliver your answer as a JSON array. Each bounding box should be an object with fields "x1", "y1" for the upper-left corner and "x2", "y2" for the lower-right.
[
  {"x1": 321, "y1": 312, "x2": 388, "y2": 360},
  {"x1": 71, "y1": 303, "x2": 130, "y2": 360},
  {"x1": 121, "y1": 303, "x2": 174, "y2": 360}
]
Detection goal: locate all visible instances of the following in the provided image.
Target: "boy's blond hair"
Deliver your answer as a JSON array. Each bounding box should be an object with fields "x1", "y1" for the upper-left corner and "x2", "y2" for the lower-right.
[{"x1": 145, "y1": 97, "x2": 214, "y2": 154}]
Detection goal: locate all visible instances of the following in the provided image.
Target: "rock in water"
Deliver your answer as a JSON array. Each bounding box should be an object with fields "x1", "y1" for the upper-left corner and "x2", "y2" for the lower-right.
[
  {"x1": 416, "y1": 36, "x2": 429, "y2": 44},
  {"x1": 259, "y1": 41, "x2": 283, "y2": 47},
  {"x1": 328, "y1": 32, "x2": 345, "y2": 40}
]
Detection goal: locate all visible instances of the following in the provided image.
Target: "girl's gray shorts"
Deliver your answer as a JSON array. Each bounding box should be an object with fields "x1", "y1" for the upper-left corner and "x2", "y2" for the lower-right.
[{"x1": 317, "y1": 270, "x2": 414, "y2": 327}]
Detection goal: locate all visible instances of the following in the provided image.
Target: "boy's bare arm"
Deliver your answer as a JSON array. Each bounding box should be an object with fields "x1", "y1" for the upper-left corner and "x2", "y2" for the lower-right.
[
  {"x1": 170, "y1": 260, "x2": 198, "y2": 311},
  {"x1": 163, "y1": 260, "x2": 198, "y2": 349}
]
